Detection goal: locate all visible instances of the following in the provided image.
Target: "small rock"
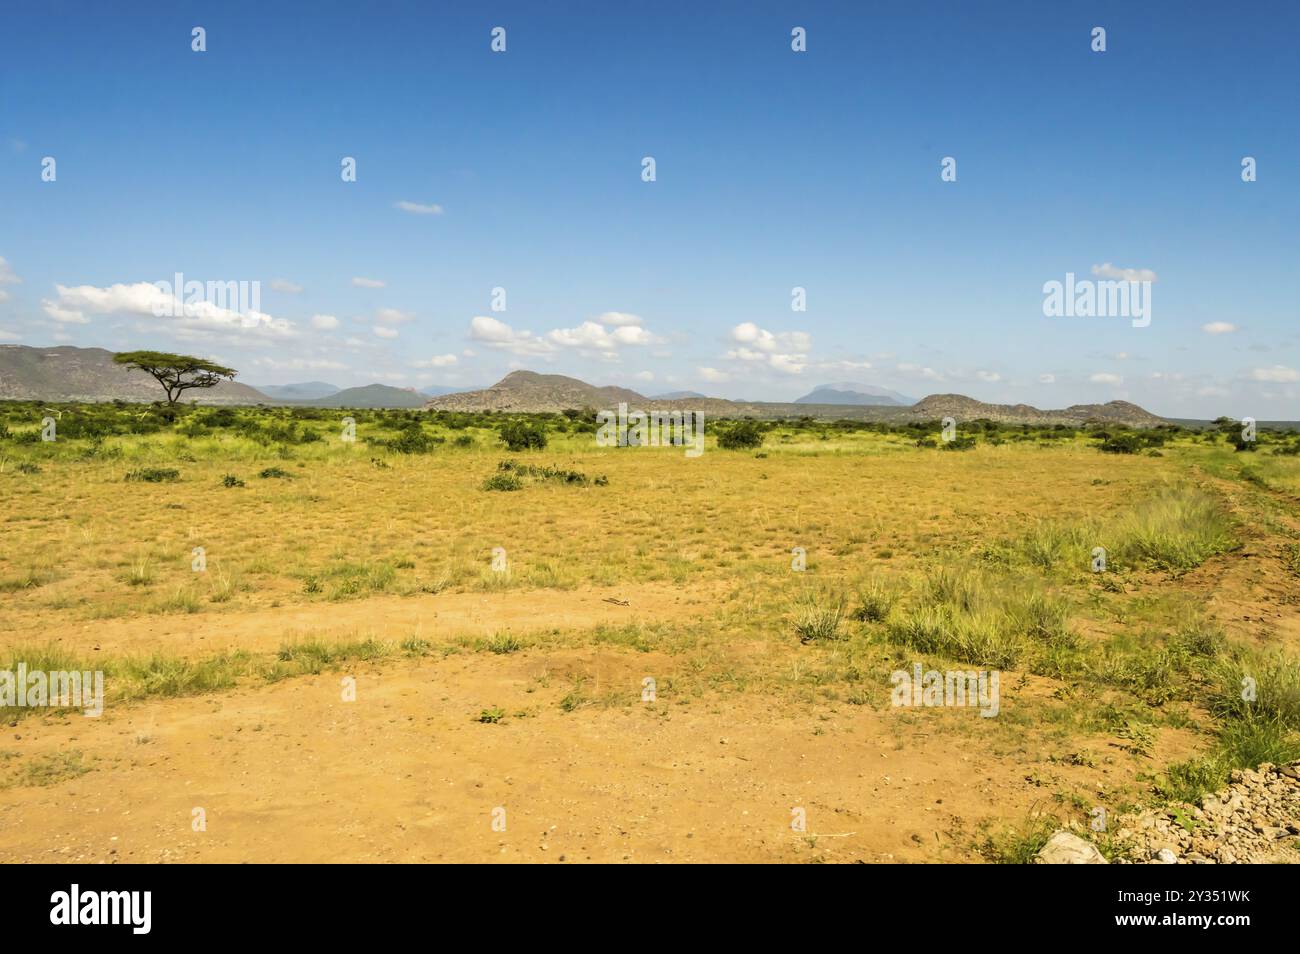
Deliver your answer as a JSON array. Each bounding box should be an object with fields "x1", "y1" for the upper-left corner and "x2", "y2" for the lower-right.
[{"x1": 1034, "y1": 831, "x2": 1108, "y2": 865}]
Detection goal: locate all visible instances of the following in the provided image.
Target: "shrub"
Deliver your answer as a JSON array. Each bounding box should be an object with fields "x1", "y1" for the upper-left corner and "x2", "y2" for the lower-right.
[
  {"x1": 388, "y1": 425, "x2": 440, "y2": 454},
  {"x1": 258, "y1": 467, "x2": 292, "y2": 479},
  {"x1": 221, "y1": 474, "x2": 246, "y2": 488},
  {"x1": 481, "y1": 472, "x2": 523, "y2": 491},
  {"x1": 1098, "y1": 433, "x2": 1142, "y2": 454},
  {"x1": 124, "y1": 467, "x2": 180, "y2": 483},
  {"x1": 499, "y1": 420, "x2": 548, "y2": 451},
  {"x1": 717, "y1": 421, "x2": 764, "y2": 450}
]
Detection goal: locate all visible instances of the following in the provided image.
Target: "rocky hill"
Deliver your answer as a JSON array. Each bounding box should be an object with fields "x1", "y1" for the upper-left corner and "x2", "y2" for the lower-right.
[
  {"x1": 911, "y1": 393, "x2": 1167, "y2": 427},
  {"x1": 426, "y1": 371, "x2": 654, "y2": 413}
]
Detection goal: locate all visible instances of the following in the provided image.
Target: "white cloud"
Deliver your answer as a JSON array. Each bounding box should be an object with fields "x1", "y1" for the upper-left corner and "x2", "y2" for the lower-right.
[
  {"x1": 634, "y1": 370, "x2": 654, "y2": 381},
  {"x1": 1039, "y1": 373, "x2": 1056, "y2": 384},
  {"x1": 1251, "y1": 365, "x2": 1299, "y2": 383},
  {"x1": 375, "y1": 307, "x2": 415, "y2": 325},
  {"x1": 352, "y1": 277, "x2": 386, "y2": 288},
  {"x1": 595, "y1": 311, "x2": 642, "y2": 327},
  {"x1": 0, "y1": 326, "x2": 20, "y2": 341},
  {"x1": 43, "y1": 300, "x2": 90, "y2": 324},
  {"x1": 977, "y1": 370, "x2": 1001, "y2": 383},
  {"x1": 727, "y1": 322, "x2": 809, "y2": 374},
  {"x1": 698, "y1": 367, "x2": 729, "y2": 383},
  {"x1": 270, "y1": 279, "x2": 303, "y2": 294},
  {"x1": 1090, "y1": 372, "x2": 1123, "y2": 384},
  {"x1": 414, "y1": 354, "x2": 458, "y2": 368},
  {"x1": 373, "y1": 326, "x2": 399, "y2": 339},
  {"x1": 730, "y1": 321, "x2": 811, "y2": 354},
  {"x1": 40, "y1": 282, "x2": 294, "y2": 339},
  {"x1": 547, "y1": 320, "x2": 655, "y2": 352},
  {"x1": 1091, "y1": 262, "x2": 1158, "y2": 283},
  {"x1": 0, "y1": 289, "x2": 9, "y2": 302},
  {"x1": 1202, "y1": 321, "x2": 1237, "y2": 335},
  {"x1": 468, "y1": 315, "x2": 556, "y2": 356},
  {"x1": 0, "y1": 257, "x2": 20, "y2": 285},
  {"x1": 394, "y1": 200, "x2": 444, "y2": 216},
  {"x1": 468, "y1": 313, "x2": 661, "y2": 358},
  {"x1": 311, "y1": 314, "x2": 340, "y2": 330}
]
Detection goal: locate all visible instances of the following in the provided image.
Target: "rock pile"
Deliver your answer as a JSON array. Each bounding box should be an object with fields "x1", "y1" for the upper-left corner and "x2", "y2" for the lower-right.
[{"x1": 1114, "y1": 761, "x2": 1300, "y2": 864}]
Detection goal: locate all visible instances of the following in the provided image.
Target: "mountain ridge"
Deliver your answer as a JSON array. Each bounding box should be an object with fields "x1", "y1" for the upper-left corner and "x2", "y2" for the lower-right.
[{"x1": 426, "y1": 370, "x2": 1171, "y2": 426}]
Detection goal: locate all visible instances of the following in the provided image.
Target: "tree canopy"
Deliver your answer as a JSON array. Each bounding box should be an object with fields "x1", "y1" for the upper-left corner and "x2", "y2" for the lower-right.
[{"x1": 113, "y1": 351, "x2": 237, "y2": 404}]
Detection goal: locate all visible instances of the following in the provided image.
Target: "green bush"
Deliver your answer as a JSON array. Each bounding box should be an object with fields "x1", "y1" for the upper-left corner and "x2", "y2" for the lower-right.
[
  {"x1": 1098, "y1": 434, "x2": 1142, "y2": 454},
  {"x1": 717, "y1": 421, "x2": 764, "y2": 450},
  {"x1": 124, "y1": 467, "x2": 180, "y2": 483},
  {"x1": 481, "y1": 472, "x2": 523, "y2": 491},
  {"x1": 499, "y1": 420, "x2": 548, "y2": 451}
]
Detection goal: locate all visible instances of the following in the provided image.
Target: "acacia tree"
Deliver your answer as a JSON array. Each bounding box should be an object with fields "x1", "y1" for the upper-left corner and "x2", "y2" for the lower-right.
[{"x1": 113, "y1": 351, "x2": 237, "y2": 404}]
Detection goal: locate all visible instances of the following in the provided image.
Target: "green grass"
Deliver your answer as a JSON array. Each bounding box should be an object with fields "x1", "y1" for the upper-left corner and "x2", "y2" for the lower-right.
[
  {"x1": 0, "y1": 565, "x2": 54, "y2": 593},
  {"x1": 1206, "y1": 649, "x2": 1300, "y2": 730},
  {"x1": 977, "y1": 817, "x2": 1059, "y2": 864},
  {"x1": 0, "y1": 749, "x2": 93, "y2": 789},
  {"x1": 1159, "y1": 716, "x2": 1300, "y2": 804},
  {"x1": 849, "y1": 577, "x2": 895, "y2": 622},
  {"x1": 792, "y1": 588, "x2": 847, "y2": 642},
  {"x1": 986, "y1": 485, "x2": 1235, "y2": 575},
  {"x1": 878, "y1": 568, "x2": 1073, "y2": 670},
  {"x1": 1108, "y1": 488, "x2": 1235, "y2": 572}
]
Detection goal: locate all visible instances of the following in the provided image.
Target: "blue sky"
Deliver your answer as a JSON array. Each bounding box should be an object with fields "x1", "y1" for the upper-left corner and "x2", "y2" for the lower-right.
[{"x1": 1, "y1": 0, "x2": 1297, "y2": 417}]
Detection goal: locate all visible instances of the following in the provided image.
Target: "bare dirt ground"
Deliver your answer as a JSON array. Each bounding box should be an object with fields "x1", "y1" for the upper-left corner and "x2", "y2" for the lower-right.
[
  {"x1": 0, "y1": 633, "x2": 1198, "y2": 863},
  {"x1": 6, "y1": 582, "x2": 723, "y2": 659}
]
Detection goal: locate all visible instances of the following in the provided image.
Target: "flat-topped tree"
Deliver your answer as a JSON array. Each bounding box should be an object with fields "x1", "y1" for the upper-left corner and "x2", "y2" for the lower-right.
[{"x1": 113, "y1": 351, "x2": 237, "y2": 404}]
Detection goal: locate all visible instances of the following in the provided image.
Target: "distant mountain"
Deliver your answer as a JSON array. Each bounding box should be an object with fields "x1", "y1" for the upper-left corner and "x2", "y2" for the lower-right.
[
  {"x1": 0, "y1": 344, "x2": 270, "y2": 404},
  {"x1": 652, "y1": 389, "x2": 708, "y2": 400},
  {"x1": 250, "y1": 381, "x2": 341, "y2": 401},
  {"x1": 425, "y1": 369, "x2": 1169, "y2": 427},
  {"x1": 300, "y1": 384, "x2": 428, "y2": 408},
  {"x1": 795, "y1": 383, "x2": 916, "y2": 406},
  {"x1": 426, "y1": 370, "x2": 651, "y2": 413}
]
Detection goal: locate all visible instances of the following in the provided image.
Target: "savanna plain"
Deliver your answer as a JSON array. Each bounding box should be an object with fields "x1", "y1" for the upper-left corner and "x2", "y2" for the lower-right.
[{"x1": 2, "y1": 404, "x2": 1298, "y2": 863}]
